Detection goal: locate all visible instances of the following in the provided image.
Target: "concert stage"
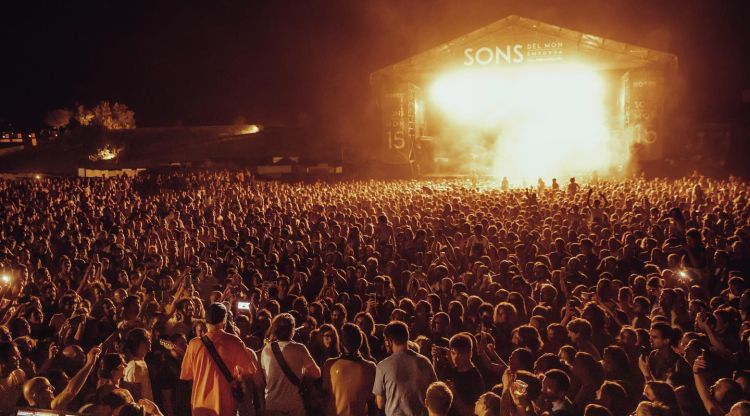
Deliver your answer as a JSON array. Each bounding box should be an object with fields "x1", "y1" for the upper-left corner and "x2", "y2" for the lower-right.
[{"x1": 371, "y1": 15, "x2": 677, "y2": 183}]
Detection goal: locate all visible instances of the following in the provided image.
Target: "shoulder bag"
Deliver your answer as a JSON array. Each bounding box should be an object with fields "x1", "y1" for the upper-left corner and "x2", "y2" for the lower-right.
[
  {"x1": 201, "y1": 335, "x2": 245, "y2": 402},
  {"x1": 270, "y1": 341, "x2": 316, "y2": 412}
]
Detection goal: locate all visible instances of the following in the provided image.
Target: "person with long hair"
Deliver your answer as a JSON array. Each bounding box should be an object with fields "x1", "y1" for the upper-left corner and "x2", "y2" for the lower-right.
[
  {"x1": 311, "y1": 324, "x2": 340, "y2": 367},
  {"x1": 643, "y1": 381, "x2": 681, "y2": 416},
  {"x1": 595, "y1": 381, "x2": 631, "y2": 416},
  {"x1": 322, "y1": 323, "x2": 376, "y2": 416},
  {"x1": 354, "y1": 311, "x2": 383, "y2": 361},
  {"x1": 97, "y1": 353, "x2": 127, "y2": 392},
  {"x1": 572, "y1": 352, "x2": 605, "y2": 412},
  {"x1": 511, "y1": 325, "x2": 544, "y2": 359},
  {"x1": 492, "y1": 302, "x2": 518, "y2": 361},
  {"x1": 602, "y1": 345, "x2": 641, "y2": 399}
]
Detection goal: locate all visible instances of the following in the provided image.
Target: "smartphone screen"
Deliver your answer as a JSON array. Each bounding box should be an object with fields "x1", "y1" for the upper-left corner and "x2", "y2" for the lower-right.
[{"x1": 237, "y1": 301, "x2": 251, "y2": 310}]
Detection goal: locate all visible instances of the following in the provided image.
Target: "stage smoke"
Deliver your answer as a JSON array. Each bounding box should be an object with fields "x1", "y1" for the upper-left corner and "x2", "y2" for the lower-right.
[{"x1": 429, "y1": 64, "x2": 632, "y2": 185}]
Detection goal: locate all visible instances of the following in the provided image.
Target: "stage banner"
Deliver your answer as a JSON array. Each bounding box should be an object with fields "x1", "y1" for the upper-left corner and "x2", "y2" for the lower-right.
[
  {"x1": 454, "y1": 27, "x2": 574, "y2": 68},
  {"x1": 622, "y1": 68, "x2": 664, "y2": 161},
  {"x1": 380, "y1": 84, "x2": 424, "y2": 164},
  {"x1": 461, "y1": 39, "x2": 567, "y2": 66}
]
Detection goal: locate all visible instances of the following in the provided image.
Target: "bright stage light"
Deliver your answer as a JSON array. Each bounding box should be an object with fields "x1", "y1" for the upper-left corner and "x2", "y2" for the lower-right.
[
  {"x1": 240, "y1": 125, "x2": 261, "y2": 134},
  {"x1": 88, "y1": 145, "x2": 119, "y2": 161},
  {"x1": 430, "y1": 64, "x2": 629, "y2": 185}
]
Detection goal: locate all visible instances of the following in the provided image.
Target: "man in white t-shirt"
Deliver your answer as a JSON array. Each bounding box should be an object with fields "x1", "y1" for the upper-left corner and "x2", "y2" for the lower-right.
[
  {"x1": 261, "y1": 313, "x2": 321, "y2": 416},
  {"x1": 123, "y1": 327, "x2": 154, "y2": 401}
]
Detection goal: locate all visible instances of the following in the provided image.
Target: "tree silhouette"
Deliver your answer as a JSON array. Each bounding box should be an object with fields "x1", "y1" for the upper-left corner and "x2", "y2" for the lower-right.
[
  {"x1": 75, "y1": 101, "x2": 136, "y2": 130},
  {"x1": 44, "y1": 109, "x2": 73, "y2": 129}
]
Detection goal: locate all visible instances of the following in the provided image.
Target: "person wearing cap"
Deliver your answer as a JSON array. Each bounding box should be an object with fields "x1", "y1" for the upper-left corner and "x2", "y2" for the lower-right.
[{"x1": 180, "y1": 302, "x2": 260, "y2": 416}]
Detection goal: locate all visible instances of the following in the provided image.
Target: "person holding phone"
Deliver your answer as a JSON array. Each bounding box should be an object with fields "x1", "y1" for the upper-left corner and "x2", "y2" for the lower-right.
[
  {"x1": 23, "y1": 345, "x2": 102, "y2": 411},
  {"x1": 638, "y1": 322, "x2": 690, "y2": 383}
]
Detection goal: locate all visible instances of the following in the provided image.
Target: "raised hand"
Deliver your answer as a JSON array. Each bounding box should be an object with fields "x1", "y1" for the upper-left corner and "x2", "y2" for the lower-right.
[
  {"x1": 638, "y1": 353, "x2": 651, "y2": 379},
  {"x1": 86, "y1": 345, "x2": 102, "y2": 365},
  {"x1": 48, "y1": 342, "x2": 59, "y2": 360},
  {"x1": 138, "y1": 398, "x2": 162, "y2": 416}
]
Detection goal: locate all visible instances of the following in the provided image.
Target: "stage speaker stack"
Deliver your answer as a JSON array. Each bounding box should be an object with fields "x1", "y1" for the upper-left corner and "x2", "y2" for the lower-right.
[
  {"x1": 380, "y1": 83, "x2": 425, "y2": 167},
  {"x1": 621, "y1": 68, "x2": 665, "y2": 162}
]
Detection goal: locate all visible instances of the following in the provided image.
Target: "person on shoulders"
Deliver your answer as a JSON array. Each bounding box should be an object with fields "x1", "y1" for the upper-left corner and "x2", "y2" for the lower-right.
[
  {"x1": 551, "y1": 178, "x2": 560, "y2": 192},
  {"x1": 466, "y1": 225, "x2": 490, "y2": 262},
  {"x1": 567, "y1": 178, "x2": 580, "y2": 198}
]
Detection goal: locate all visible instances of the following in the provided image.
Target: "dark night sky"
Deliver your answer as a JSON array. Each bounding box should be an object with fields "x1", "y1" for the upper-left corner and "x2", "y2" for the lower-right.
[{"x1": 1, "y1": 0, "x2": 749, "y2": 134}]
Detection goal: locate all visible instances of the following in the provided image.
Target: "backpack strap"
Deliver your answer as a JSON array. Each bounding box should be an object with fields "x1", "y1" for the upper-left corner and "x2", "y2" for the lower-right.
[
  {"x1": 200, "y1": 335, "x2": 234, "y2": 385},
  {"x1": 271, "y1": 341, "x2": 301, "y2": 387}
]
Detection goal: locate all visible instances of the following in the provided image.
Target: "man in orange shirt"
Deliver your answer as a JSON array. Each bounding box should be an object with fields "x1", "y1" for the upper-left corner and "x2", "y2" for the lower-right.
[{"x1": 180, "y1": 303, "x2": 260, "y2": 416}]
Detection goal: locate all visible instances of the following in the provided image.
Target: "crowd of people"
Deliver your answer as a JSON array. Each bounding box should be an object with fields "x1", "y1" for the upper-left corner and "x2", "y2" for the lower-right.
[{"x1": 0, "y1": 171, "x2": 749, "y2": 416}]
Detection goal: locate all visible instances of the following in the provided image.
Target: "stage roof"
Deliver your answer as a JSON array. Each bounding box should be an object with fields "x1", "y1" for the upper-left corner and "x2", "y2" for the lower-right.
[{"x1": 371, "y1": 15, "x2": 678, "y2": 83}]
